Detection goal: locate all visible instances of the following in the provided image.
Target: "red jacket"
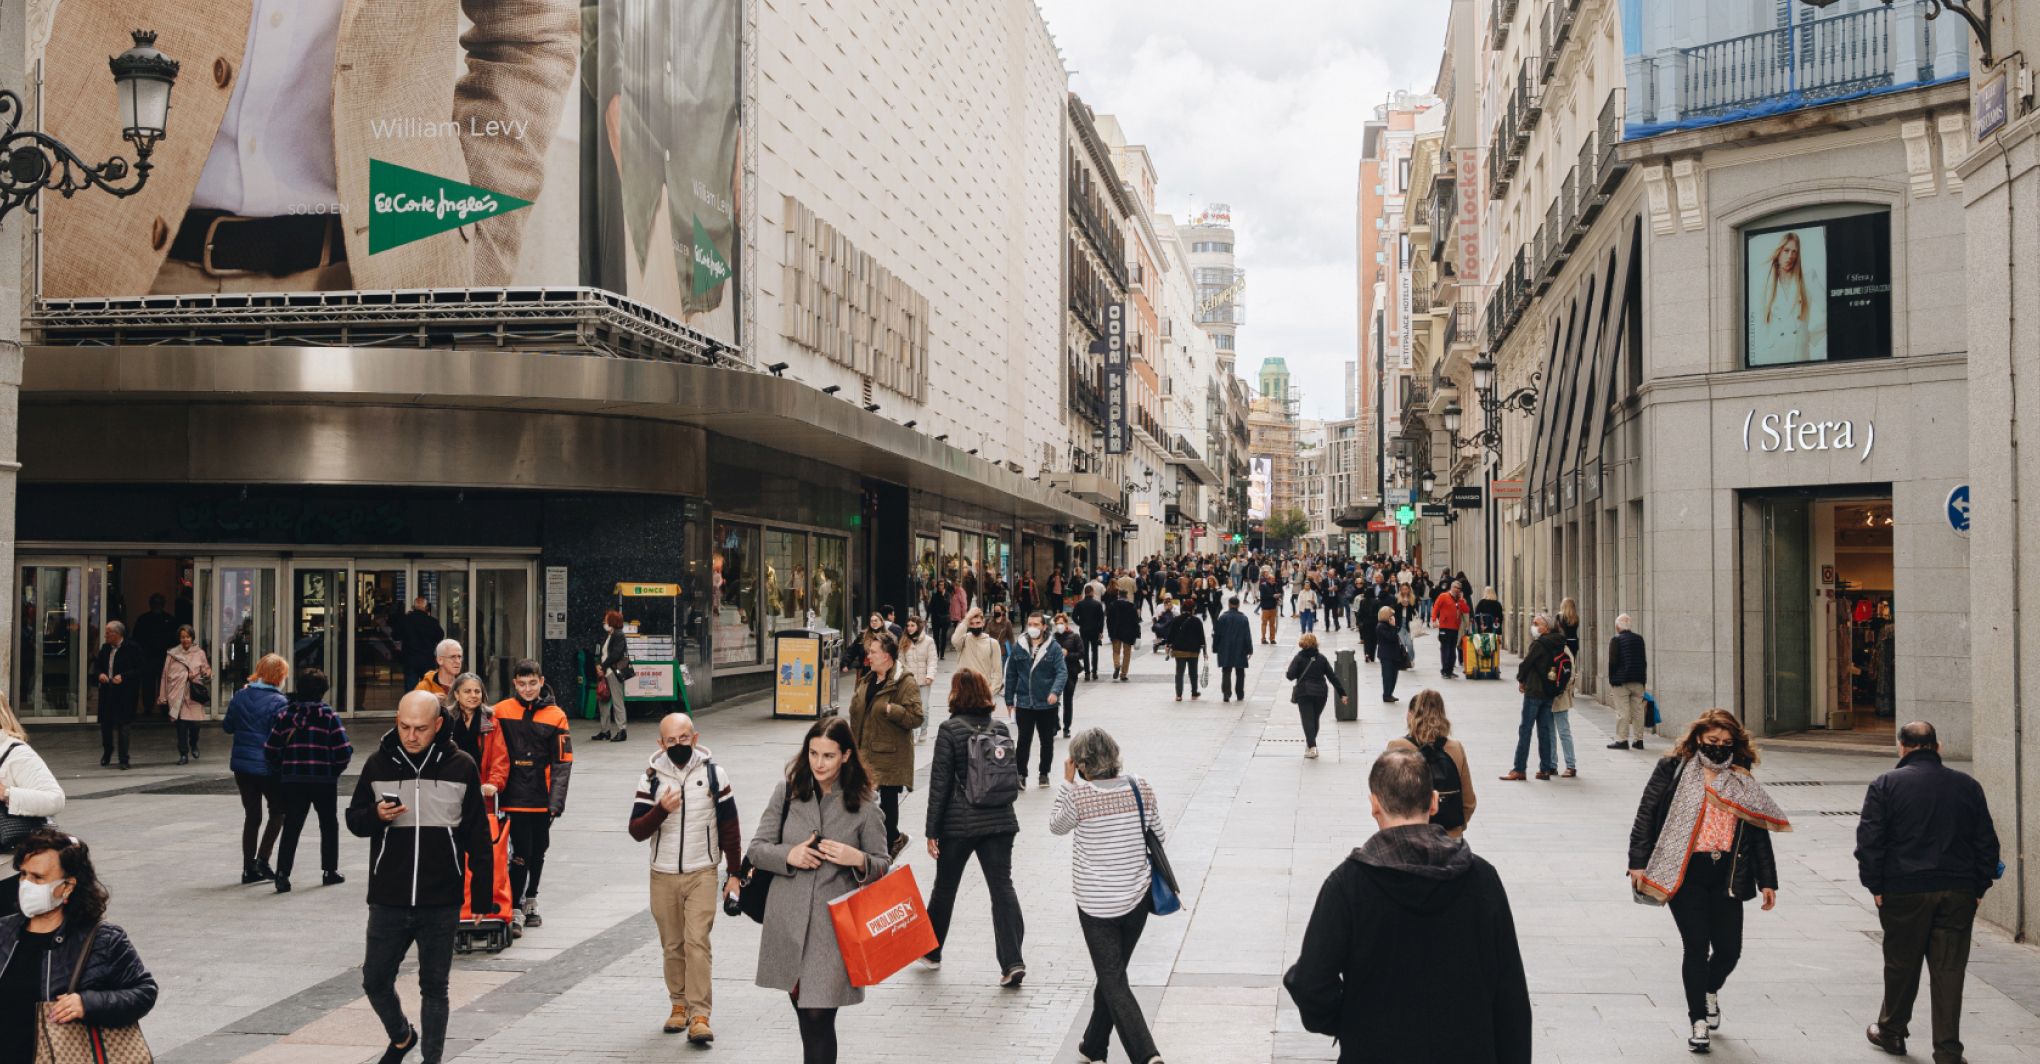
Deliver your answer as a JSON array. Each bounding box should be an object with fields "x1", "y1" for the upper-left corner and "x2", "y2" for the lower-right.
[{"x1": 1431, "y1": 592, "x2": 1465, "y2": 630}]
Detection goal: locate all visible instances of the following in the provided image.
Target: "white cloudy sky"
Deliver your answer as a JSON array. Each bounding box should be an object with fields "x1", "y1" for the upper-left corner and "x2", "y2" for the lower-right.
[{"x1": 1035, "y1": 0, "x2": 1449, "y2": 419}]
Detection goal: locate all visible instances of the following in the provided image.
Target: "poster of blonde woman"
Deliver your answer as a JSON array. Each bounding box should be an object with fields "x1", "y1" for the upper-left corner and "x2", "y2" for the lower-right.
[
  {"x1": 1744, "y1": 212, "x2": 1892, "y2": 367},
  {"x1": 1747, "y1": 226, "x2": 1828, "y2": 365}
]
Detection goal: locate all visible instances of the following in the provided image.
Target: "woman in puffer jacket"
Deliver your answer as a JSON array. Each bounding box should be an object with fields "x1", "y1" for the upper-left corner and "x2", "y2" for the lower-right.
[{"x1": 0, "y1": 831, "x2": 157, "y2": 1049}]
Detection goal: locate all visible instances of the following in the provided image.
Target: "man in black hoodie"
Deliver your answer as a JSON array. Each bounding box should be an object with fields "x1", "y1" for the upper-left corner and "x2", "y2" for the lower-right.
[
  {"x1": 1285, "y1": 749, "x2": 1531, "y2": 1063},
  {"x1": 347, "y1": 691, "x2": 496, "y2": 1064}
]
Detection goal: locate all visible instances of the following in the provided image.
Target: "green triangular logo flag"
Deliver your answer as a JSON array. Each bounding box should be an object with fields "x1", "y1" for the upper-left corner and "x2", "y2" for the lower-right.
[
  {"x1": 691, "y1": 214, "x2": 731, "y2": 296},
  {"x1": 368, "y1": 159, "x2": 531, "y2": 255}
]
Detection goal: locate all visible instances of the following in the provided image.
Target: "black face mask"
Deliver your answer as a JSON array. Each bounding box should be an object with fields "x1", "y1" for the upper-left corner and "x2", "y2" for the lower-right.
[
  {"x1": 969, "y1": 624, "x2": 984, "y2": 633},
  {"x1": 667, "y1": 742, "x2": 694, "y2": 766},
  {"x1": 1697, "y1": 743, "x2": 1734, "y2": 765}
]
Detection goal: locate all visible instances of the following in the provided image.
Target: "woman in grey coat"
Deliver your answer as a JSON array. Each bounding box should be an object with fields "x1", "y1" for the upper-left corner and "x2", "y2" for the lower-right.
[{"x1": 748, "y1": 715, "x2": 893, "y2": 1064}]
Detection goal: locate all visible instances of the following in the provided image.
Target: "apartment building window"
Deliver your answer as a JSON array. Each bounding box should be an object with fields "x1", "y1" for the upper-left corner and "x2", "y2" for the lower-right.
[{"x1": 1743, "y1": 207, "x2": 1892, "y2": 368}]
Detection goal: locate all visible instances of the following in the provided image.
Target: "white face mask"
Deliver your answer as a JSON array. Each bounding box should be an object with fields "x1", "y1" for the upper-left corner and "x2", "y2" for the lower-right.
[
  {"x1": 1026, "y1": 625, "x2": 1043, "y2": 639},
  {"x1": 1057, "y1": 623, "x2": 1070, "y2": 633},
  {"x1": 18, "y1": 878, "x2": 66, "y2": 919}
]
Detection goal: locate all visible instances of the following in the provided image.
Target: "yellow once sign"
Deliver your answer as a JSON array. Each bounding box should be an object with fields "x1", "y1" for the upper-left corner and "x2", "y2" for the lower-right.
[{"x1": 614, "y1": 582, "x2": 681, "y2": 597}]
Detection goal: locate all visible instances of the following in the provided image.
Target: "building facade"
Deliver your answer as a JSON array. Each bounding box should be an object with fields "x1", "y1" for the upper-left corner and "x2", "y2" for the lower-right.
[
  {"x1": 1061, "y1": 93, "x2": 1140, "y2": 572},
  {"x1": 13, "y1": 0, "x2": 1109, "y2": 720}
]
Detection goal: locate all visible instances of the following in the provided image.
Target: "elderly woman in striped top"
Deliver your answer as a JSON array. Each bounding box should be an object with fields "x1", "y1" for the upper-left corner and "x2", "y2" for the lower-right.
[{"x1": 1051, "y1": 728, "x2": 1167, "y2": 1064}]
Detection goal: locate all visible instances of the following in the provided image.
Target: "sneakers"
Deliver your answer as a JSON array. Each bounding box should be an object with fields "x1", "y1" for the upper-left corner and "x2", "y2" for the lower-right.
[
  {"x1": 1705, "y1": 992, "x2": 1720, "y2": 1030},
  {"x1": 916, "y1": 955, "x2": 942, "y2": 971},
  {"x1": 1038, "y1": 773, "x2": 1051, "y2": 789},
  {"x1": 999, "y1": 964, "x2": 1027, "y2": 988},
  {"x1": 510, "y1": 911, "x2": 525, "y2": 938},
  {"x1": 323, "y1": 871, "x2": 346, "y2": 886},
  {"x1": 687, "y1": 1016, "x2": 714, "y2": 1044},
  {"x1": 1688, "y1": 1019, "x2": 1710, "y2": 1052},
  {"x1": 663, "y1": 1004, "x2": 689, "y2": 1034},
  {"x1": 1304, "y1": 747, "x2": 1319, "y2": 759},
  {"x1": 378, "y1": 1023, "x2": 418, "y2": 1064},
  {"x1": 522, "y1": 901, "x2": 543, "y2": 928}
]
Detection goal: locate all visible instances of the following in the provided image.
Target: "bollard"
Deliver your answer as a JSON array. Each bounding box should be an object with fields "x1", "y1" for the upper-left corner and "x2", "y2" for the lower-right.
[{"x1": 1334, "y1": 648, "x2": 1359, "y2": 721}]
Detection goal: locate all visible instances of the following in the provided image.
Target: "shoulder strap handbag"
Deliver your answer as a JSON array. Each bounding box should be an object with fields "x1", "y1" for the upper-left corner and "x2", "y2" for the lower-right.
[
  {"x1": 0, "y1": 744, "x2": 50, "y2": 852},
  {"x1": 36, "y1": 924, "x2": 154, "y2": 1064},
  {"x1": 737, "y1": 789, "x2": 813, "y2": 925},
  {"x1": 1127, "y1": 777, "x2": 1181, "y2": 916}
]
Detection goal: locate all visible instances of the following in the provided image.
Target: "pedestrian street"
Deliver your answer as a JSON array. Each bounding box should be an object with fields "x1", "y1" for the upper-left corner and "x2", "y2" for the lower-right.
[{"x1": 31, "y1": 609, "x2": 2040, "y2": 1064}]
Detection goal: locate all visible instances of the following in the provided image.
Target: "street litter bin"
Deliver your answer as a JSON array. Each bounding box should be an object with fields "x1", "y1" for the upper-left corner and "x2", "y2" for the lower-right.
[{"x1": 1334, "y1": 648, "x2": 1359, "y2": 721}]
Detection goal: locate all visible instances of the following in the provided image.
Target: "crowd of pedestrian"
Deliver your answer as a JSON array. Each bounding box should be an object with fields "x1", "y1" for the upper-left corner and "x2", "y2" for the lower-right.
[{"x1": 0, "y1": 546, "x2": 2008, "y2": 1064}]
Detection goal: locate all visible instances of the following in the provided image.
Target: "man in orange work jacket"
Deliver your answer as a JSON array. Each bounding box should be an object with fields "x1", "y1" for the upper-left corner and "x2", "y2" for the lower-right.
[{"x1": 493, "y1": 658, "x2": 573, "y2": 936}]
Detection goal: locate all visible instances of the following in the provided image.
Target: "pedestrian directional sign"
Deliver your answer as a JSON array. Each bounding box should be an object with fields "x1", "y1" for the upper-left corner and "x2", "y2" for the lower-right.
[{"x1": 1946, "y1": 484, "x2": 1970, "y2": 537}]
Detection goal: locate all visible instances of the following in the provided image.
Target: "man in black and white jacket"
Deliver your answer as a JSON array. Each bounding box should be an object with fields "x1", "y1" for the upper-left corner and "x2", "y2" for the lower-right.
[
  {"x1": 627, "y1": 713, "x2": 742, "y2": 1045},
  {"x1": 345, "y1": 691, "x2": 495, "y2": 1064}
]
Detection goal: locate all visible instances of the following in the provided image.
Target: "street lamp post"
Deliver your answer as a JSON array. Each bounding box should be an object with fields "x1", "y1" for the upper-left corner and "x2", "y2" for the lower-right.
[
  {"x1": 1442, "y1": 355, "x2": 1541, "y2": 597},
  {"x1": 0, "y1": 30, "x2": 180, "y2": 224}
]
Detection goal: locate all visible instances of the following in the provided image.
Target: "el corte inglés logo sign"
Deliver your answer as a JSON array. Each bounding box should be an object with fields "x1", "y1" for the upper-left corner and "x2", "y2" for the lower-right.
[{"x1": 368, "y1": 159, "x2": 531, "y2": 255}]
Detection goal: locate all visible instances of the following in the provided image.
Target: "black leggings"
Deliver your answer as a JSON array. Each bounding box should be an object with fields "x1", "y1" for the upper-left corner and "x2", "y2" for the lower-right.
[
  {"x1": 1060, "y1": 678, "x2": 1076, "y2": 732},
  {"x1": 235, "y1": 772, "x2": 282, "y2": 866},
  {"x1": 878, "y1": 785, "x2": 903, "y2": 844},
  {"x1": 175, "y1": 721, "x2": 202, "y2": 757},
  {"x1": 1013, "y1": 709, "x2": 1057, "y2": 779},
  {"x1": 508, "y1": 811, "x2": 552, "y2": 909},
  {"x1": 793, "y1": 1001, "x2": 838, "y2": 1064},
  {"x1": 1668, "y1": 854, "x2": 1746, "y2": 1021},
  {"x1": 1297, "y1": 695, "x2": 1327, "y2": 748}
]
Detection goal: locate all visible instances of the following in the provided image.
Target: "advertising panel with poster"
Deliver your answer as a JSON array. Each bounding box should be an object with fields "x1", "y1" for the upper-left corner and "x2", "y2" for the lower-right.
[
  {"x1": 1743, "y1": 212, "x2": 1890, "y2": 368},
  {"x1": 34, "y1": 0, "x2": 740, "y2": 346},
  {"x1": 1248, "y1": 457, "x2": 1272, "y2": 521}
]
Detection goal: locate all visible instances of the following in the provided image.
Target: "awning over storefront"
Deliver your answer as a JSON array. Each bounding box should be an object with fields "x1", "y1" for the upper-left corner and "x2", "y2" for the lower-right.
[{"x1": 21, "y1": 344, "x2": 1107, "y2": 528}]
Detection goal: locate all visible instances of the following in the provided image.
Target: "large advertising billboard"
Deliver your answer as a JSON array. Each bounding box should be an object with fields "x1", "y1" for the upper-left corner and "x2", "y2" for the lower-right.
[
  {"x1": 1743, "y1": 212, "x2": 1889, "y2": 368},
  {"x1": 1248, "y1": 456, "x2": 1272, "y2": 521},
  {"x1": 36, "y1": 0, "x2": 740, "y2": 346}
]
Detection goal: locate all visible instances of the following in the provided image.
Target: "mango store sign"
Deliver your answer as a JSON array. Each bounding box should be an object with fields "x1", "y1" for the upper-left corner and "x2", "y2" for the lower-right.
[{"x1": 1740, "y1": 408, "x2": 1875, "y2": 463}]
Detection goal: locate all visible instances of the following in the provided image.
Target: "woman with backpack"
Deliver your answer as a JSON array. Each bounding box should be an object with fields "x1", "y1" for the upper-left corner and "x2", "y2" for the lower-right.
[
  {"x1": 1283, "y1": 634, "x2": 1346, "y2": 760},
  {"x1": 1386, "y1": 690, "x2": 1477, "y2": 837},
  {"x1": 919, "y1": 669, "x2": 1026, "y2": 987}
]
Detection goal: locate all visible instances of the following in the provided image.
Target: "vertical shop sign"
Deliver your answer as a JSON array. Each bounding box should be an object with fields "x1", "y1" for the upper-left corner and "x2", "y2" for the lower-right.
[{"x1": 1103, "y1": 301, "x2": 1129, "y2": 454}]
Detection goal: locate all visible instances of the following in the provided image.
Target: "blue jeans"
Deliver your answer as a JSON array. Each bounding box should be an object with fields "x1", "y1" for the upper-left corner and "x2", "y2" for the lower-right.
[
  {"x1": 1299, "y1": 609, "x2": 1316, "y2": 633},
  {"x1": 1553, "y1": 708, "x2": 1577, "y2": 769},
  {"x1": 1512, "y1": 697, "x2": 1556, "y2": 774}
]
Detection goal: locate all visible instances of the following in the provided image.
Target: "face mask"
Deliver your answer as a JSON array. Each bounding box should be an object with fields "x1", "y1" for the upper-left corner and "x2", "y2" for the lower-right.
[
  {"x1": 1026, "y1": 626, "x2": 1043, "y2": 639},
  {"x1": 1057, "y1": 623, "x2": 1069, "y2": 633},
  {"x1": 666, "y1": 742, "x2": 694, "y2": 766},
  {"x1": 969, "y1": 624, "x2": 984, "y2": 633},
  {"x1": 18, "y1": 878, "x2": 64, "y2": 919},
  {"x1": 1698, "y1": 743, "x2": 1734, "y2": 766}
]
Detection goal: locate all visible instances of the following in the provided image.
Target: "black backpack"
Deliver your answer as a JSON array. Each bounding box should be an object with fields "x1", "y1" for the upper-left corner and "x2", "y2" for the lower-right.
[
  {"x1": 1409, "y1": 736, "x2": 1466, "y2": 830},
  {"x1": 963, "y1": 718, "x2": 1020, "y2": 808}
]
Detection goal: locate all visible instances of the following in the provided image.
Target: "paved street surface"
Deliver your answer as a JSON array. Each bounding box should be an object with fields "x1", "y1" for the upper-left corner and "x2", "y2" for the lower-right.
[{"x1": 36, "y1": 609, "x2": 2040, "y2": 1063}]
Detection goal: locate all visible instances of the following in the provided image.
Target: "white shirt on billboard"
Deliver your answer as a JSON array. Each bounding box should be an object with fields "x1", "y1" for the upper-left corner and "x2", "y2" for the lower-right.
[{"x1": 190, "y1": 0, "x2": 344, "y2": 217}]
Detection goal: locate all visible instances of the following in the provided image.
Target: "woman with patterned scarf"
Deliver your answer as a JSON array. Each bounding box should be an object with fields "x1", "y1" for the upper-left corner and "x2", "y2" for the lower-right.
[{"x1": 1627, "y1": 709, "x2": 1791, "y2": 1055}]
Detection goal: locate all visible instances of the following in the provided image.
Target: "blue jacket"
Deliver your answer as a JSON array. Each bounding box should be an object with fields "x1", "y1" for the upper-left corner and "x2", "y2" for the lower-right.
[
  {"x1": 1002, "y1": 636, "x2": 1067, "y2": 711},
  {"x1": 222, "y1": 682, "x2": 289, "y2": 776},
  {"x1": 1213, "y1": 609, "x2": 1255, "y2": 669}
]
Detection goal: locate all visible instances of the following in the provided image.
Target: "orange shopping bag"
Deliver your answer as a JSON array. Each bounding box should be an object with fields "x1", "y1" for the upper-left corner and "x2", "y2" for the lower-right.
[{"x1": 827, "y1": 864, "x2": 939, "y2": 987}]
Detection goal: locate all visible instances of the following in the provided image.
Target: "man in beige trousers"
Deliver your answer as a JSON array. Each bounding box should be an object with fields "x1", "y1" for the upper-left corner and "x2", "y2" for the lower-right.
[{"x1": 627, "y1": 713, "x2": 743, "y2": 1044}]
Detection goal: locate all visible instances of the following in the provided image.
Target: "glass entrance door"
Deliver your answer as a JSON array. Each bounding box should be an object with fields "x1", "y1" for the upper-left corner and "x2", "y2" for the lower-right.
[
  {"x1": 291, "y1": 565, "x2": 349, "y2": 706},
  {"x1": 416, "y1": 566, "x2": 469, "y2": 654},
  {"x1": 1760, "y1": 498, "x2": 1814, "y2": 734},
  {"x1": 18, "y1": 563, "x2": 87, "y2": 719},
  {"x1": 214, "y1": 563, "x2": 278, "y2": 695},
  {"x1": 473, "y1": 567, "x2": 531, "y2": 697},
  {"x1": 352, "y1": 568, "x2": 408, "y2": 716}
]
